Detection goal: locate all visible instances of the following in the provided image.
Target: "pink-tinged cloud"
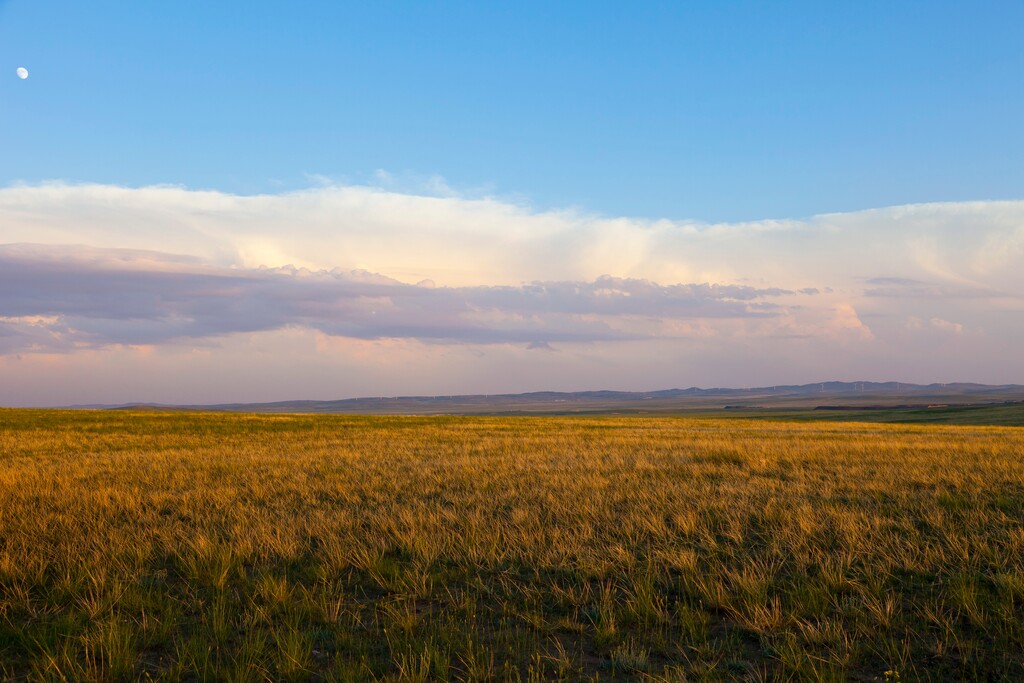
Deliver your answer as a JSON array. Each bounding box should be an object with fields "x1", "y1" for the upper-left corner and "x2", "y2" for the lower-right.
[
  {"x1": 0, "y1": 244, "x2": 801, "y2": 353},
  {"x1": 1, "y1": 183, "x2": 1022, "y2": 405}
]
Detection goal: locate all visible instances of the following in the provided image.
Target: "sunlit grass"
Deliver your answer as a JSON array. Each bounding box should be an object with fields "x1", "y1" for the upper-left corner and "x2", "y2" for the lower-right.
[{"x1": 1, "y1": 409, "x2": 1022, "y2": 680}]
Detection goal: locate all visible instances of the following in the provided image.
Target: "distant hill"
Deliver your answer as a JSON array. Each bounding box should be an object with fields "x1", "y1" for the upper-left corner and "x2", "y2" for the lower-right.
[{"x1": 77, "y1": 381, "x2": 1024, "y2": 418}]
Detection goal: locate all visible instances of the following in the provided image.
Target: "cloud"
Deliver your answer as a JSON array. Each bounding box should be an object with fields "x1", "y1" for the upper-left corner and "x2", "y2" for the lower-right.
[
  {"x1": 864, "y1": 277, "x2": 1004, "y2": 299},
  {"x1": 925, "y1": 317, "x2": 965, "y2": 335},
  {"x1": 830, "y1": 304, "x2": 874, "y2": 341},
  {"x1": 3, "y1": 182, "x2": 1023, "y2": 293},
  {"x1": 2, "y1": 182, "x2": 1023, "y2": 403},
  {"x1": 0, "y1": 244, "x2": 795, "y2": 353},
  {"x1": 931, "y1": 318, "x2": 964, "y2": 334}
]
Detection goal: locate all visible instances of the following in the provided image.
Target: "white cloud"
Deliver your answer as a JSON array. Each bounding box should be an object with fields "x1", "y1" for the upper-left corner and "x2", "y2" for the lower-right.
[
  {"x1": 3, "y1": 182, "x2": 1022, "y2": 292},
  {"x1": 1, "y1": 182, "x2": 1022, "y2": 403}
]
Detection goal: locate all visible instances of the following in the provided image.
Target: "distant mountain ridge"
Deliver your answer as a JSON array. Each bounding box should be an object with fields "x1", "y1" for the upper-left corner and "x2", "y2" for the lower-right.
[{"x1": 69, "y1": 381, "x2": 1024, "y2": 415}]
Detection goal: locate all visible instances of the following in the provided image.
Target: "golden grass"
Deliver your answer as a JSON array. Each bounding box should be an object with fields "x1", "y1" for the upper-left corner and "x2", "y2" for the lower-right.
[{"x1": 0, "y1": 409, "x2": 1022, "y2": 680}]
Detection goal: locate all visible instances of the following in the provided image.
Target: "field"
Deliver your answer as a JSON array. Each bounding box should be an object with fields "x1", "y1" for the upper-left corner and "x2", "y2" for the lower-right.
[{"x1": 1, "y1": 410, "x2": 1023, "y2": 681}]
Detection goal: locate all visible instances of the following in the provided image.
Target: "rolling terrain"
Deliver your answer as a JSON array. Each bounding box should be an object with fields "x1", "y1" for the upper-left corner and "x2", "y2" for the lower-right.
[{"x1": 79, "y1": 381, "x2": 1024, "y2": 425}]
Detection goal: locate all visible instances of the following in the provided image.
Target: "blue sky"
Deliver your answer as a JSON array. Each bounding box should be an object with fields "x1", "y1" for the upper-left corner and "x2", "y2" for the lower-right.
[
  {"x1": 3, "y1": 1, "x2": 1022, "y2": 221},
  {"x1": 2, "y1": 2, "x2": 1023, "y2": 405}
]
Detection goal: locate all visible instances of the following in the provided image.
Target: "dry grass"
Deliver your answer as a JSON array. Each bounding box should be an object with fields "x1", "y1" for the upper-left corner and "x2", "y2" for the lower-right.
[{"x1": 0, "y1": 409, "x2": 1022, "y2": 680}]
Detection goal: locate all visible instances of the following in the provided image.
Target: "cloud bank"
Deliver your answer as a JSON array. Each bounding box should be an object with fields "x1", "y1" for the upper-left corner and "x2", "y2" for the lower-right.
[
  {"x1": 1, "y1": 182, "x2": 1022, "y2": 404},
  {"x1": 0, "y1": 243, "x2": 797, "y2": 353}
]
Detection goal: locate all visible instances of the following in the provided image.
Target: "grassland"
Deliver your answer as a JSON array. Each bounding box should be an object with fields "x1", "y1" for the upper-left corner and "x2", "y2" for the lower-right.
[
  {"x1": 1, "y1": 410, "x2": 1022, "y2": 681},
  {"x1": 720, "y1": 403, "x2": 1024, "y2": 427}
]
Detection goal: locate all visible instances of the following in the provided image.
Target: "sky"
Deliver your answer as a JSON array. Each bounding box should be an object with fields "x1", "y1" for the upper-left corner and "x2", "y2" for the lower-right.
[{"x1": 1, "y1": 2, "x2": 1022, "y2": 406}]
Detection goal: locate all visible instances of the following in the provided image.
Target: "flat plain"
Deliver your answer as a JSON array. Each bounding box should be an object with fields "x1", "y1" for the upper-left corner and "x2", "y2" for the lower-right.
[{"x1": 1, "y1": 409, "x2": 1022, "y2": 681}]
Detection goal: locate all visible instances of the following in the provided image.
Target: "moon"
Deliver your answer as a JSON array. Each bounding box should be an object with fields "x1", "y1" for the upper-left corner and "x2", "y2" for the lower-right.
[{"x1": 16, "y1": 67, "x2": 28, "y2": 80}]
